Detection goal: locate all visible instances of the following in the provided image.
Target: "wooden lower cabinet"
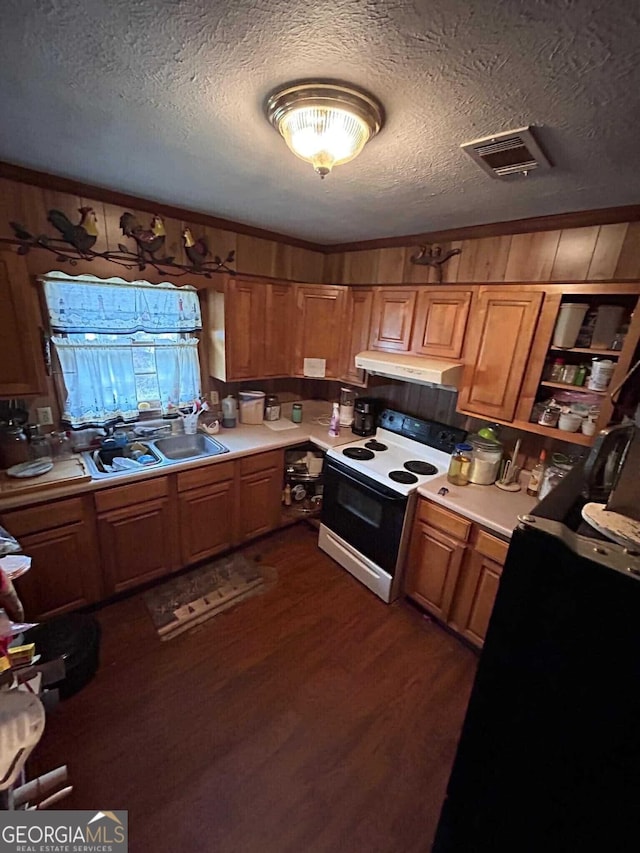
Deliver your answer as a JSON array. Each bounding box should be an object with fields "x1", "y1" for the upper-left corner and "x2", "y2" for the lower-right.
[
  {"x1": 237, "y1": 450, "x2": 283, "y2": 543},
  {"x1": 0, "y1": 496, "x2": 101, "y2": 619},
  {"x1": 404, "y1": 498, "x2": 509, "y2": 648},
  {"x1": 95, "y1": 477, "x2": 178, "y2": 594},
  {"x1": 405, "y1": 522, "x2": 466, "y2": 621},
  {"x1": 177, "y1": 462, "x2": 236, "y2": 565}
]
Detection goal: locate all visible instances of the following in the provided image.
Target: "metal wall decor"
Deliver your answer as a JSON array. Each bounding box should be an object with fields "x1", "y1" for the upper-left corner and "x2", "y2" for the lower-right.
[
  {"x1": 410, "y1": 244, "x2": 462, "y2": 283},
  {"x1": 4, "y1": 208, "x2": 235, "y2": 279}
]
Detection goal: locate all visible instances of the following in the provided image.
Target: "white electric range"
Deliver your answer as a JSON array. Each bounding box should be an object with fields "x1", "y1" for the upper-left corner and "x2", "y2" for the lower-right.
[{"x1": 319, "y1": 409, "x2": 467, "y2": 602}]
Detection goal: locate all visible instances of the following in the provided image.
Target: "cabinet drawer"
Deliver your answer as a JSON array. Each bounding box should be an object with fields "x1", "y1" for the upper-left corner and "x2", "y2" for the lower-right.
[
  {"x1": 474, "y1": 529, "x2": 509, "y2": 566},
  {"x1": 239, "y1": 450, "x2": 282, "y2": 476},
  {"x1": 177, "y1": 461, "x2": 235, "y2": 493},
  {"x1": 1, "y1": 497, "x2": 86, "y2": 536},
  {"x1": 417, "y1": 500, "x2": 471, "y2": 542},
  {"x1": 95, "y1": 476, "x2": 169, "y2": 513}
]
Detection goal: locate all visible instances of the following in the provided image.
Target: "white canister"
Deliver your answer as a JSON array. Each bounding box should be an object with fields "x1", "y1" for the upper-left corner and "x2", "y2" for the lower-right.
[
  {"x1": 238, "y1": 391, "x2": 266, "y2": 425},
  {"x1": 587, "y1": 359, "x2": 615, "y2": 391},
  {"x1": 552, "y1": 303, "x2": 590, "y2": 348},
  {"x1": 468, "y1": 435, "x2": 503, "y2": 485}
]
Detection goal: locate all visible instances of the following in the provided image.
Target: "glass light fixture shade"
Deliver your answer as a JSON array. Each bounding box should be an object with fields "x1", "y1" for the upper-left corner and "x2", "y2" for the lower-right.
[{"x1": 266, "y1": 82, "x2": 384, "y2": 178}]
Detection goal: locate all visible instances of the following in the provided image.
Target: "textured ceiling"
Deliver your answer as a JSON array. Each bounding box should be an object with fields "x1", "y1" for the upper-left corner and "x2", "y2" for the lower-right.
[{"x1": 1, "y1": 0, "x2": 639, "y2": 244}]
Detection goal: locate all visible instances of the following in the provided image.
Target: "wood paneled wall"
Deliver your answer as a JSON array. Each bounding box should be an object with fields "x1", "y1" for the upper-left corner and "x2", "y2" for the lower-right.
[
  {"x1": 0, "y1": 177, "x2": 326, "y2": 284},
  {"x1": 324, "y1": 223, "x2": 640, "y2": 285}
]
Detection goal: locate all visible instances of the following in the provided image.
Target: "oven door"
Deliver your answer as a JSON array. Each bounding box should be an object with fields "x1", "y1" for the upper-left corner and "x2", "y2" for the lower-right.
[{"x1": 321, "y1": 456, "x2": 408, "y2": 574}]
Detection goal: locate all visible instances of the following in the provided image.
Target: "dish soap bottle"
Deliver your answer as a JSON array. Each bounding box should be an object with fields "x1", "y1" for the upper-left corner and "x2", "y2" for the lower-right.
[
  {"x1": 527, "y1": 449, "x2": 547, "y2": 497},
  {"x1": 328, "y1": 402, "x2": 340, "y2": 438},
  {"x1": 221, "y1": 395, "x2": 237, "y2": 428}
]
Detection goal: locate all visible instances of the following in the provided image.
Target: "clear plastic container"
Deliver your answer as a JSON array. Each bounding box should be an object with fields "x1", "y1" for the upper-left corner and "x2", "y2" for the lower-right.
[
  {"x1": 447, "y1": 443, "x2": 473, "y2": 486},
  {"x1": 552, "y1": 303, "x2": 589, "y2": 348}
]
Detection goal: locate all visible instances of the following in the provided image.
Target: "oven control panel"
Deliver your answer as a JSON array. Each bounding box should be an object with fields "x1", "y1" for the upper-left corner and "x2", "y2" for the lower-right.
[{"x1": 378, "y1": 409, "x2": 466, "y2": 454}]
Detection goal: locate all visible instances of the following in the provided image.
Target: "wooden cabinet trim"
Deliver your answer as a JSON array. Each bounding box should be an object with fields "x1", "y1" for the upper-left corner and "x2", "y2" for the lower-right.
[
  {"x1": 95, "y1": 476, "x2": 169, "y2": 513},
  {"x1": 177, "y1": 461, "x2": 235, "y2": 493},
  {"x1": 1, "y1": 496, "x2": 85, "y2": 536},
  {"x1": 239, "y1": 450, "x2": 283, "y2": 476},
  {"x1": 417, "y1": 499, "x2": 471, "y2": 542}
]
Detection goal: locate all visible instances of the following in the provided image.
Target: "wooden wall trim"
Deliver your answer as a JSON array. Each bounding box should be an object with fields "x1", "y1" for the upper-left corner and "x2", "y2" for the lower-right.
[
  {"x1": 0, "y1": 161, "x2": 321, "y2": 253},
  {"x1": 323, "y1": 205, "x2": 640, "y2": 253},
  {"x1": 4, "y1": 160, "x2": 640, "y2": 258}
]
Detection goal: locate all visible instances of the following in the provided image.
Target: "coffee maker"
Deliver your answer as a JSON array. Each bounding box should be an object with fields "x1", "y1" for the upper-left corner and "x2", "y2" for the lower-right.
[{"x1": 352, "y1": 398, "x2": 377, "y2": 436}]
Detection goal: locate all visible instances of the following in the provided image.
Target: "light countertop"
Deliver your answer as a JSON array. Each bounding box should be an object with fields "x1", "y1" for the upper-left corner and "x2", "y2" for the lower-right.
[
  {"x1": 0, "y1": 400, "x2": 353, "y2": 511},
  {"x1": 418, "y1": 474, "x2": 538, "y2": 539}
]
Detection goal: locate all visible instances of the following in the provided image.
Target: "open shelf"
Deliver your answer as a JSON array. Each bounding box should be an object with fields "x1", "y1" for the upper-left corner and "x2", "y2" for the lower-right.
[
  {"x1": 510, "y1": 419, "x2": 594, "y2": 446},
  {"x1": 549, "y1": 346, "x2": 620, "y2": 357},
  {"x1": 539, "y1": 381, "x2": 607, "y2": 396}
]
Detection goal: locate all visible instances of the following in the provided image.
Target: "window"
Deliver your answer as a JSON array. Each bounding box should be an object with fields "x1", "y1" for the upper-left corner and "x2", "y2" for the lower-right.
[{"x1": 40, "y1": 272, "x2": 203, "y2": 428}]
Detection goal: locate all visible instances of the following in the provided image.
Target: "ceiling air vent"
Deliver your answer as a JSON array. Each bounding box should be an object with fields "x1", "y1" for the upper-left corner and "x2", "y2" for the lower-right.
[{"x1": 461, "y1": 126, "x2": 551, "y2": 179}]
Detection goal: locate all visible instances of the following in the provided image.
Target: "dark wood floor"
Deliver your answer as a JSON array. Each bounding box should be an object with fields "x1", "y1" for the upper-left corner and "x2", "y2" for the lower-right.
[{"x1": 31, "y1": 524, "x2": 477, "y2": 853}]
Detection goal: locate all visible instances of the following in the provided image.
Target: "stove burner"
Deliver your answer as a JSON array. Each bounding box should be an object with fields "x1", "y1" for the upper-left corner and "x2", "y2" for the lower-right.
[
  {"x1": 364, "y1": 440, "x2": 388, "y2": 451},
  {"x1": 404, "y1": 460, "x2": 438, "y2": 476},
  {"x1": 389, "y1": 470, "x2": 419, "y2": 484},
  {"x1": 343, "y1": 447, "x2": 375, "y2": 461}
]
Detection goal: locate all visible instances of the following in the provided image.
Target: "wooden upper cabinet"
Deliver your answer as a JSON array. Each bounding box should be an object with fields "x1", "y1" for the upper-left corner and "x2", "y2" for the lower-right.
[
  {"x1": 208, "y1": 277, "x2": 292, "y2": 381},
  {"x1": 369, "y1": 288, "x2": 418, "y2": 352},
  {"x1": 457, "y1": 290, "x2": 544, "y2": 422},
  {"x1": 0, "y1": 250, "x2": 44, "y2": 396},
  {"x1": 411, "y1": 290, "x2": 471, "y2": 359},
  {"x1": 292, "y1": 285, "x2": 347, "y2": 378},
  {"x1": 339, "y1": 288, "x2": 373, "y2": 385},
  {"x1": 226, "y1": 279, "x2": 264, "y2": 380},
  {"x1": 264, "y1": 282, "x2": 292, "y2": 377}
]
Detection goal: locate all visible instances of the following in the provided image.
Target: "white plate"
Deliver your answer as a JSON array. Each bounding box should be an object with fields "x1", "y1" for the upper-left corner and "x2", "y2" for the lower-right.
[
  {"x1": 582, "y1": 502, "x2": 640, "y2": 550},
  {"x1": 6, "y1": 460, "x2": 53, "y2": 478},
  {"x1": 0, "y1": 555, "x2": 31, "y2": 580}
]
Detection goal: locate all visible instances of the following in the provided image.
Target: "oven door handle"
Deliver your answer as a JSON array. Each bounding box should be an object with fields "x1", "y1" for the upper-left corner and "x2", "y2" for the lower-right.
[{"x1": 326, "y1": 460, "x2": 408, "y2": 503}]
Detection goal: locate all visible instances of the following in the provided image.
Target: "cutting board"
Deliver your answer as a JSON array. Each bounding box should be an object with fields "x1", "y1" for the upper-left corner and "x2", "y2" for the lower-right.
[{"x1": 0, "y1": 457, "x2": 91, "y2": 495}]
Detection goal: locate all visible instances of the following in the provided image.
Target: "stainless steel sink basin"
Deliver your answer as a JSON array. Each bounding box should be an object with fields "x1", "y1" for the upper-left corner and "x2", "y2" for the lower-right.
[
  {"x1": 81, "y1": 443, "x2": 164, "y2": 479},
  {"x1": 152, "y1": 433, "x2": 229, "y2": 461},
  {"x1": 82, "y1": 433, "x2": 229, "y2": 479}
]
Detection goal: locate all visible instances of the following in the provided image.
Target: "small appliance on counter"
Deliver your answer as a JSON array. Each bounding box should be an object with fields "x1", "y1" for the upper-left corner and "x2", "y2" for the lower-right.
[
  {"x1": 352, "y1": 397, "x2": 377, "y2": 436},
  {"x1": 339, "y1": 387, "x2": 355, "y2": 427}
]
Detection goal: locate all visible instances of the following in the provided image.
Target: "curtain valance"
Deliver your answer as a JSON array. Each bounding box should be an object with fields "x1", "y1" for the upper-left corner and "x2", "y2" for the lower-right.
[{"x1": 40, "y1": 272, "x2": 202, "y2": 334}]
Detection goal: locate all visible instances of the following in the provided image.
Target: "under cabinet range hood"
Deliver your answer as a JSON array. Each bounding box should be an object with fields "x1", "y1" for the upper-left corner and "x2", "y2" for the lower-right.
[{"x1": 355, "y1": 351, "x2": 463, "y2": 390}]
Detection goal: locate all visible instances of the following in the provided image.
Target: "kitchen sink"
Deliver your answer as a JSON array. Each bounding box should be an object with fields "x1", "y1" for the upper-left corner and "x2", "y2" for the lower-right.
[
  {"x1": 152, "y1": 433, "x2": 229, "y2": 461},
  {"x1": 82, "y1": 442, "x2": 164, "y2": 479},
  {"x1": 81, "y1": 433, "x2": 229, "y2": 479}
]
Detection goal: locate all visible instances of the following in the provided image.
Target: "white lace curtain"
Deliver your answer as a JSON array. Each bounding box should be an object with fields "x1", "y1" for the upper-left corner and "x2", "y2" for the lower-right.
[{"x1": 40, "y1": 273, "x2": 203, "y2": 428}]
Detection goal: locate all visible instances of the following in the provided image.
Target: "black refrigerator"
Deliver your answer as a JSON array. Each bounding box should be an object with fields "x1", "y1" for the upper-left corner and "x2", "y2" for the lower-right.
[{"x1": 432, "y1": 465, "x2": 640, "y2": 852}]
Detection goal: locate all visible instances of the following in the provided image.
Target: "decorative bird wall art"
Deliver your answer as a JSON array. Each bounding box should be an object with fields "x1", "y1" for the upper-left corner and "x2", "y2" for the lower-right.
[
  {"x1": 5, "y1": 209, "x2": 235, "y2": 279},
  {"x1": 410, "y1": 244, "x2": 462, "y2": 283}
]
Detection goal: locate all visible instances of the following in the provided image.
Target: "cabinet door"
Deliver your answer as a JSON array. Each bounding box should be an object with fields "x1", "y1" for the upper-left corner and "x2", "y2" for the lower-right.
[
  {"x1": 98, "y1": 497, "x2": 177, "y2": 594},
  {"x1": 12, "y1": 521, "x2": 101, "y2": 620},
  {"x1": 0, "y1": 251, "x2": 44, "y2": 396},
  {"x1": 237, "y1": 451, "x2": 283, "y2": 542},
  {"x1": 179, "y1": 479, "x2": 236, "y2": 565},
  {"x1": 457, "y1": 290, "x2": 543, "y2": 422},
  {"x1": 404, "y1": 521, "x2": 466, "y2": 620},
  {"x1": 339, "y1": 288, "x2": 373, "y2": 385},
  {"x1": 292, "y1": 285, "x2": 347, "y2": 378},
  {"x1": 370, "y1": 288, "x2": 417, "y2": 352},
  {"x1": 226, "y1": 279, "x2": 265, "y2": 380},
  {"x1": 411, "y1": 289, "x2": 471, "y2": 358},
  {"x1": 264, "y1": 283, "x2": 292, "y2": 376},
  {"x1": 449, "y1": 530, "x2": 508, "y2": 648}
]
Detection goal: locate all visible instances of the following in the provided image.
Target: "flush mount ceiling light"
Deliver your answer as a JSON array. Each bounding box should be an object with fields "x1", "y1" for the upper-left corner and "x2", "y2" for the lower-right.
[{"x1": 265, "y1": 81, "x2": 384, "y2": 178}]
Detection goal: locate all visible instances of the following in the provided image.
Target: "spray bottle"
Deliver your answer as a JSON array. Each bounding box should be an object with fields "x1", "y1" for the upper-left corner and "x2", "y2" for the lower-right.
[{"x1": 328, "y1": 402, "x2": 340, "y2": 438}]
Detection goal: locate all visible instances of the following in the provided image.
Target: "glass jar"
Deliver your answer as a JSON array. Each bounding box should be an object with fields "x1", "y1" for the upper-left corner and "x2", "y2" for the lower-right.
[
  {"x1": 264, "y1": 395, "x2": 281, "y2": 421},
  {"x1": 468, "y1": 435, "x2": 503, "y2": 485},
  {"x1": 291, "y1": 403, "x2": 303, "y2": 424},
  {"x1": 29, "y1": 434, "x2": 52, "y2": 461},
  {"x1": 539, "y1": 455, "x2": 574, "y2": 500},
  {"x1": 447, "y1": 443, "x2": 473, "y2": 486},
  {"x1": 538, "y1": 402, "x2": 561, "y2": 427},
  {"x1": 0, "y1": 426, "x2": 29, "y2": 469},
  {"x1": 48, "y1": 431, "x2": 73, "y2": 460}
]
